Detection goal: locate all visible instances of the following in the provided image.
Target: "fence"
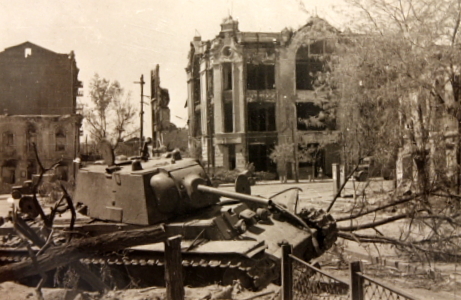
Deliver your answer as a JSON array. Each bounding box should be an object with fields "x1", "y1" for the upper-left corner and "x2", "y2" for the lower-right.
[
  {"x1": 351, "y1": 261, "x2": 417, "y2": 300},
  {"x1": 281, "y1": 244, "x2": 418, "y2": 300}
]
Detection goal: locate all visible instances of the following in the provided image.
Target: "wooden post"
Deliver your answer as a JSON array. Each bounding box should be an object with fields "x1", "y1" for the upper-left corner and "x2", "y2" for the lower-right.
[
  {"x1": 350, "y1": 261, "x2": 364, "y2": 300},
  {"x1": 164, "y1": 235, "x2": 184, "y2": 300},
  {"x1": 281, "y1": 242, "x2": 293, "y2": 300},
  {"x1": 332, "y1": 163, "x2": 340, "y2": 194}
]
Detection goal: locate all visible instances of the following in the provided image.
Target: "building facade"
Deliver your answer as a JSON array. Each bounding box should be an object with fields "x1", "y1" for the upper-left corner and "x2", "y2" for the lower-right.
[
  {"x1": 0, "y1": 42, "x2": 82, "y2": 193},
  {"x1": 186, "y1": 17, "x2": 340, "y2": 178},
  {"x1": 0, "y1": 42, "x2": 81, "y2": 115}
]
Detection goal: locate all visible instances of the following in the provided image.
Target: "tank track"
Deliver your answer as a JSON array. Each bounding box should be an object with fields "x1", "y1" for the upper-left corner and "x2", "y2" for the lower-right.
[{"x1": 0, "y1": 247, "x2": 279, "y2": 289}]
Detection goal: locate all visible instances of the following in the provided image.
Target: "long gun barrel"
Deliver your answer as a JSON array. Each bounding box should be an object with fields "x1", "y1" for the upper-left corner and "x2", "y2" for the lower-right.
[
  {"x1": 197, "y1": 184, "x2": 310, "y2": 230},
  {"x1": 196, "y1": 185, "x2": 272, "y2": 206}
]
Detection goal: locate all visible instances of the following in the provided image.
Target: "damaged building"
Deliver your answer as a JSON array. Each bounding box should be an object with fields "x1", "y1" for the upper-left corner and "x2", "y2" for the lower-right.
[
  {"x1": 151, "y1": 64, "x2": 173, "y2": 151},
  {"x1": 0, "y1": 42, "x2": 82, "y2": 193},
  {"x1": 186, "y1": 16, "x2": 340, "y2": 178}
]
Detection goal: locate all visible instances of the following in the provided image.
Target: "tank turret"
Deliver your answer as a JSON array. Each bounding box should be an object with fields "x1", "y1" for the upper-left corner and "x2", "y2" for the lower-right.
[{"x1": 74, "y1": 159, "x2": 219, "y2": 225}]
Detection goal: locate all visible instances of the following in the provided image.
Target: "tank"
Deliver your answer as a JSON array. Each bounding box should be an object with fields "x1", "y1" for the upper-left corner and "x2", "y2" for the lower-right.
[{"x1": 5, "y1": 149, "x2": 337, "y2": 290}]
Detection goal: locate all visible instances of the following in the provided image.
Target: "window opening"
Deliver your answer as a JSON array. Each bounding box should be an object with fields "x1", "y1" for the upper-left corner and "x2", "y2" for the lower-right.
[
  {"x1": 296, "y1": 102, "x2": 325, "y2": 130},
  {"x1": 27, "y1": 123, "x2": 37, "y2": 152},
  {"x1": 194, "y1": 110, "x2": 202, "y2": 136},
  {"x1": 223, "y1": 102, "x2": 233, "y2": 133},
  {"x1": 228, "y1": 144, "x2": 236, "y2": 170},
  {"x1": 27, "y1": 160, "x2": 36, "y2": 180},
  {"x1": 25, "y1": 48, "x2": 32, "y2": 58},
  {"x1": 296, "y1": 39, "x2": 334, "y2": 90},
  {"x1": 2, "y1": 160, "x2": 16, "y2": 184},
  {"x1": 3, "y1": 131, "x2": 13, "y2": 146},
  {"x1": 248, "y1": 102, "x2": 275, "y2": 132},
  {"x1": 246, "y1": 64, "x2": 275, "y2": 90},
  {"x1": 56, "y1": 129, "x2": 66, "y2": 151},
  {"x1": 193, "y1": 58, "x2": 201, "y2": 105},
  {"x1": 223, "y1": 63, "x2": 232, "y2": 91}
]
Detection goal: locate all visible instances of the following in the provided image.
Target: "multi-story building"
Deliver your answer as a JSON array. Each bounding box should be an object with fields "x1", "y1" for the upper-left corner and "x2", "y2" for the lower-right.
[
  {"x1": 0, "y1": 42, "x2": 82, "y2": 193},
  {"x1": 0, "y1": 42, "x2": 81, "y2": 115},
  {"x1": 186, "y1": 17, "x2": 340, "y2": 178}
]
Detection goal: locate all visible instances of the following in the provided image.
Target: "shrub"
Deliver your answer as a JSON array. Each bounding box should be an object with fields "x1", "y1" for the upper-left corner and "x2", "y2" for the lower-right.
[
  {"x1": 211, "y1": 168, "x2": 242, "y2": 185},
  {"x1": 253, "y1": 171, "x2": 277, "y2": 181}
]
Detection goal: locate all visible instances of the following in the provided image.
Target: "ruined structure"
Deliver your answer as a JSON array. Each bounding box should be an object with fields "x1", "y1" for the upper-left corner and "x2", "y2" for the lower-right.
[
  {"x1": 151, "y1": 64, "x2": 172, "y2": 151},
  {"x1": 0, "y1": 42, "x2": 81, "y2": 115},
  {"x1": 0, "y1": 115, "x2": 82, "y2": 193},
  {"x1": 0, "y1": 42, "x2": 82, "y2": 193},
  {"x1": 186, "y1": 17, "x2": 340, "y2": 178}
]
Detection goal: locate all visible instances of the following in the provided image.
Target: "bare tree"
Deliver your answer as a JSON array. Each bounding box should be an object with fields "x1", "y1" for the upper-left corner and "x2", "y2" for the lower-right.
[
  {"x1": 83, "y1": 74, "x2": 138, "y2": 150},
  {"x1": 270, "y1": 143, "x2": 295, "y2": 183}
]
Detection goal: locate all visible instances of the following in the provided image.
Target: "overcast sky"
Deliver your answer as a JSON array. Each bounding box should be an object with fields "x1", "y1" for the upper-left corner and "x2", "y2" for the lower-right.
[{"x1": 0, "y1": 0, "x2": 348, "y2": 136}]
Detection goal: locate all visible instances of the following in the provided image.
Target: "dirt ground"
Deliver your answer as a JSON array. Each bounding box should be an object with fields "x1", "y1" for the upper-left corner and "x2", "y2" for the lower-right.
[{"x1": 0, "y1": 281, "x2": 281, "y2": 300}]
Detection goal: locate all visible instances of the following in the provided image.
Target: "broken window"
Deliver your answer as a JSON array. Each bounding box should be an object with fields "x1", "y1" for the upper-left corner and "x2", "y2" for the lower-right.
[
  {"x1": 248, "y1": 102, "x2": 276, "y2": 132},
  {"x1": 296, "y1": 102, "x2": 325, "y2": 130},
  {"x1": 223, "y1": 101, "x2": 233, "y2": 133},
  {"x1": 223, "y1": 63, "x2": 232, "y2": 91},
  {"x1": 25, "y1": 48, "x2": 32, "y2": 58},
  {"x1": 246, "y1": 64, "x2": 275, "y2": 90},
  {"x1": 56, "y1": 129, "x2": 66, "y2": 151},
  {"x1": 296, "y1": 39, "x2": 334, "y2": 90}
]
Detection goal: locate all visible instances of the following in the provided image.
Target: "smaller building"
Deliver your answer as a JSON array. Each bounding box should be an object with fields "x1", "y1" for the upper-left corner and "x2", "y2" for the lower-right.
[{"x1": 0, "y1": 114, "x2": 82, "y2": 193}]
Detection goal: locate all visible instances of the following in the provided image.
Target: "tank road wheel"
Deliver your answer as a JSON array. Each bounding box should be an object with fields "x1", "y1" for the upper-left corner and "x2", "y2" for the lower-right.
[
  {"x1": 223, "y1": 268, "x2": 253, "y2": 289},
  {"x1": 19, "y1": 196, "x2": 41, "y2": 219}
]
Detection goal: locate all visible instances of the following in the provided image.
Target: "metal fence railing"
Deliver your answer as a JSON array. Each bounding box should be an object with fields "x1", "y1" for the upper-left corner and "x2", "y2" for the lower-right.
[
  {"x1": 281, "y1": 244, "x2": 419, "y2": 300},
  {"x1": 290, "y1": 254, "x2": 349, "y2": 300}
]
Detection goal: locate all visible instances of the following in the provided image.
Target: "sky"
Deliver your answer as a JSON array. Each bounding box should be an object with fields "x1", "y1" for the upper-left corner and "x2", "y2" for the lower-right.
[{"x1": 0, "y1": 0, "x2": 348, "y2": 137}]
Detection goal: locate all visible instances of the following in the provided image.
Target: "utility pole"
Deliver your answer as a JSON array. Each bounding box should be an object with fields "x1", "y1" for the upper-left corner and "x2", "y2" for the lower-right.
[
  {"x1": 134, "y1": 75, "x2": 145, "y2": 155},
  {"x1": 151, "y1": 65, "x2": 160, "y2": 153}
]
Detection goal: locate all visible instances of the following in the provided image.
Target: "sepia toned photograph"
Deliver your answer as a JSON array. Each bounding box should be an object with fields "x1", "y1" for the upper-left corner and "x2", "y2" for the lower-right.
[{"x1": 0, "y1": 1, "x2": 459, "y2": 299}]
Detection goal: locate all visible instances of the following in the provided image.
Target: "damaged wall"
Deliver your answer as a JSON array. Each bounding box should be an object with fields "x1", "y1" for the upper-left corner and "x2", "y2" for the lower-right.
[
  {"x1": 0, "y1": 114, "x2": 82, "y2": 193},
  {"x1": 0, "y1": 42, "x2": 81, "y2": 115}
]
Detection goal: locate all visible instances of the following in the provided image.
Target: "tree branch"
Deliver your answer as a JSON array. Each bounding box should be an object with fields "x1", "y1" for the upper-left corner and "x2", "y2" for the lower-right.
[
  {"x1": 338, "y1": 211, "x2": 418, "y2": 231},
  {"x1": 336, "y1": 193, "x2": 420, "y2": 222}
]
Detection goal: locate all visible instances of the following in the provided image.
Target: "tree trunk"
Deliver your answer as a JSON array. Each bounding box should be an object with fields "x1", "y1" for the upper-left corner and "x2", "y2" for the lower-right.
[{"x1": 0, "y1": 224, "x2": 167, "y2": 283}]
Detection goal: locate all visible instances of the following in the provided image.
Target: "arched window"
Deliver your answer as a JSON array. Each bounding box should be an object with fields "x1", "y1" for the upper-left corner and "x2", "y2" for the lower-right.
[{"x1": 56, "y1": 128, "x2": 66, "y2": 151}]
